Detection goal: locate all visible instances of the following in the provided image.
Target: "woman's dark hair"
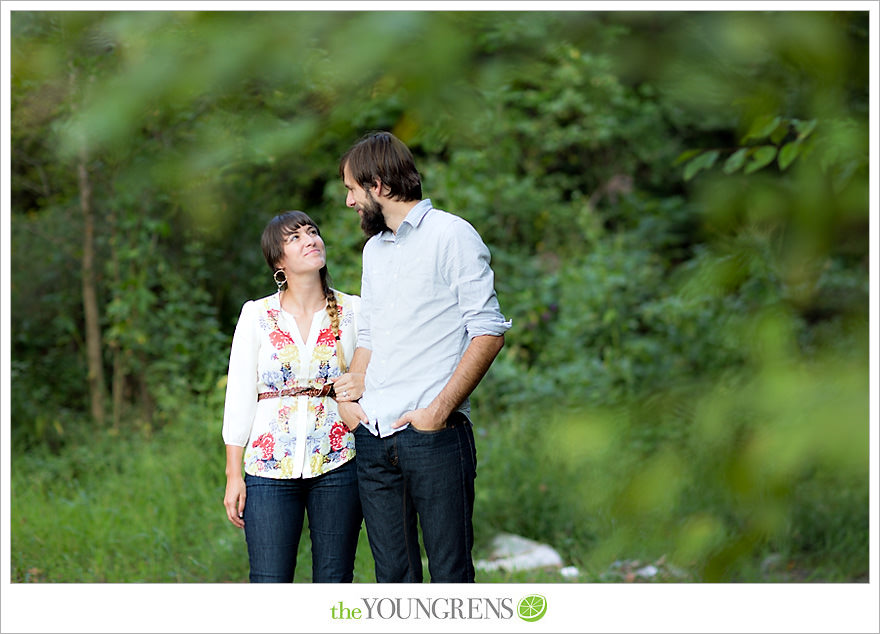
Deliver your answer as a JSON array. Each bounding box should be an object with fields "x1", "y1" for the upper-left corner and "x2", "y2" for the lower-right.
[
  {"x1": 338, "y1": 131, "x2": 422, "y2": 202},
  {"x1": 261, "y1": 211, "x2": 347, "y2": 370}
]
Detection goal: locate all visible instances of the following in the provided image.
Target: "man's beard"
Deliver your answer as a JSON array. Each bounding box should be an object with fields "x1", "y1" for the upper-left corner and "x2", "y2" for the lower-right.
[{"x1": 360, "y1": 191, "x2": 389, "y2": 237}]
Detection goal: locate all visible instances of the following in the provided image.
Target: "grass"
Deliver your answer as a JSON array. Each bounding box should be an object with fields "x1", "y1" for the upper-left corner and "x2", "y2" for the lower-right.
[{"x1": 11, "y1": 423, "x2": 246, "y2": 583}]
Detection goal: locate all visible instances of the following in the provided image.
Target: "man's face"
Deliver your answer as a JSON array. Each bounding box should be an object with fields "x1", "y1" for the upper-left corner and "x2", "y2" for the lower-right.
[{"x1": 343, "y1": 163, "x2": 389, "y2": 237}]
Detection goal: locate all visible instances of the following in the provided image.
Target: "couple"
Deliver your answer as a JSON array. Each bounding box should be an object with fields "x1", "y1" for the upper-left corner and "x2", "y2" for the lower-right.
[{"x1": 221, "y1": 132, "x2": 511, "y2": 583}]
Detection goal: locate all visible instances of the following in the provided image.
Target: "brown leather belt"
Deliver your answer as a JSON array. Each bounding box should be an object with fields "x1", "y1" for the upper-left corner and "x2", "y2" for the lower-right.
[{"x1": 257, "y1": 384, "x2": 335, "y2": 401}]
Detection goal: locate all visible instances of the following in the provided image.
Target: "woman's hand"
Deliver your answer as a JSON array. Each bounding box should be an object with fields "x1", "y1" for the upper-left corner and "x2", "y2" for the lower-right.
[
  {"x1": 337, "y1": 400, "x2": 367, "y2": 432},
  {"x1": 224, "y1": 475, "x2": 246, "y2": 529},
  {"x1": 331, "y1": 372, "x2": 365, "y2": 402}
]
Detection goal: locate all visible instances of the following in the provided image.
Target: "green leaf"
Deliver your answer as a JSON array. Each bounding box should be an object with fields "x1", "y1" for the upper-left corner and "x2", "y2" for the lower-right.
[
  {"x1": 674, "y1": 148, "x2": 703, "y2": 166},
  {"x1": 683, "y1": 150, "x2": 720, "y2": 181},
  {"x1": 744, "y1": 146, "x2": 777, "y2": 174},
  {"x1": 778, "y1": 140, "x2": 802, "y2": 170},
  {"x1": 743, "y1": 115, "x2": 782, "y2": 143},
  {"x1": 794, "y1": 119, "x2": 818, "y2": 140},
  {"x1": 722, "y1": 148, "x2": 749, "y2": 174},
  {"x1": 770, "y1": 121, "x2": 790, "y2": 145},
  {"x1": 683, "y1": 157, "x2": 702, "y2": 181}
]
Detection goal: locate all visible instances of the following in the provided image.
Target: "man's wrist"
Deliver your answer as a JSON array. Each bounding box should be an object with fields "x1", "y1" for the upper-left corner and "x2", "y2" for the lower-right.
[{"x1": 427, "y1": 401, "x2": 453, "y2": 424}]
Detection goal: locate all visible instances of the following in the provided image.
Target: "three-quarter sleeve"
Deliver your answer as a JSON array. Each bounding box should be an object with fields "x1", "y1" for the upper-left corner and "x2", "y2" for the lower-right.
[{"x1": 221, "y1": 300, "x2": 259, "y2": 446}]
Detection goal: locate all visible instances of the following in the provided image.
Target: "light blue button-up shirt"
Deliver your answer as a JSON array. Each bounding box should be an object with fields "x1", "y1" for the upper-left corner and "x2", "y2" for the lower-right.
[{"x1": 357, "y1": 199, "x2": 511, "y2": 437}]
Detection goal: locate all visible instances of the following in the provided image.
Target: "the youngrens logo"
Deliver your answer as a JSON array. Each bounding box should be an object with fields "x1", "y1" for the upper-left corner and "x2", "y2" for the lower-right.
[{"x1": 329, "y1": 594, "x2": 547, "y2": 621}]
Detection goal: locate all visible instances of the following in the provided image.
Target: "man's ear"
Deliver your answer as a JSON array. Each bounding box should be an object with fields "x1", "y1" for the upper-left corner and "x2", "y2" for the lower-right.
[{"x1": 372, "y1": 178, "x2": 389, "y2": 198}]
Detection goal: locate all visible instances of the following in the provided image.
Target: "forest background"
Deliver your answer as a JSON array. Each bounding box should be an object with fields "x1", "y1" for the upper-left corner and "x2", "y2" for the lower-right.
[{"x1": 3, "y1": 5, "x2": 874, "y2": 615}]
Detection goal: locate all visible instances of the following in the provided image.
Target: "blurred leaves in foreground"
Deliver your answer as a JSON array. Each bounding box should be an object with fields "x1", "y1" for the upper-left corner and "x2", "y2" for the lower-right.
[{"x1": 10, "y1": 9, "x2": 870, "y2": 582}]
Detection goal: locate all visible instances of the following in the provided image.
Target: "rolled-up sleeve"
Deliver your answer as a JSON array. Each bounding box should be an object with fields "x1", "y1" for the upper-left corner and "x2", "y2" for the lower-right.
[
  {"x1": 221, "y1": 300, "x2": 259, "y2": 446},
  {"x1": 445, "y1": 220, "x2": 512, "y2": 339}
]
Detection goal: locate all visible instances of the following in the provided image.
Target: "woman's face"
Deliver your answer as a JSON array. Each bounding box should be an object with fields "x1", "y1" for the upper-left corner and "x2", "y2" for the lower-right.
[{"x1": 277, "y1": 224, "x2": 326, "y2": 276}]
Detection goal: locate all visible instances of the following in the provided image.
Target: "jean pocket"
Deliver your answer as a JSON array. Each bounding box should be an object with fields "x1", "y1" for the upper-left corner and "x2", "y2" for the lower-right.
[{"x1": 407, "y1": 422, "x2": 448, "y2": 435}]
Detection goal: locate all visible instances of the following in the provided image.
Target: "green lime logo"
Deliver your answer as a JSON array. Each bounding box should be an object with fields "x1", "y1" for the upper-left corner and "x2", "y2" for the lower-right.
[{"x1": 517, "y1": 594, "x2": 547, "y2": 622}]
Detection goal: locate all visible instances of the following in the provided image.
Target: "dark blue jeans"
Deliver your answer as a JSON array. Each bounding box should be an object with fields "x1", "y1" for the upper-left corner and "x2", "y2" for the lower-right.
[
  {"x1": 354, "y1": 413, "x2": 477, "y2": 583},
  {"x1": 243, "y1": 459, "x2": 362, "y2": 583}
]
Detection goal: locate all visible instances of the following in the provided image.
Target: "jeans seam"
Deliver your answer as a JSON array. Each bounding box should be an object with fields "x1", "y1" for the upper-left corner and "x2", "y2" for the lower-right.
[
  {"x1": 458, "y1": 423, "x2": 476, "y2": 581},
  {"x1": 395, "y1": 432, "x2": 421, "y2": 583},
  {"x1": 457, "y1": 425, "x2": 469, "y2": 576},
  {"x1": 401, "y1": 479, "x2": 417, "y2": 582}
]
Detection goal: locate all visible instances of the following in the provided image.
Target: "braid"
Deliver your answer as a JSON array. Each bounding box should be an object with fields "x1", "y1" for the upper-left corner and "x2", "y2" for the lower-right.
[{"x1": 323, "y1": 281, "x2": 346, "y2": 373}]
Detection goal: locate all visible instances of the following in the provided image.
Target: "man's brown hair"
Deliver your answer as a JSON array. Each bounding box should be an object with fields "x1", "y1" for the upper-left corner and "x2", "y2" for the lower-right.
[{"x1": 339, "y1": 131, "x2": 422, "y2": 202}]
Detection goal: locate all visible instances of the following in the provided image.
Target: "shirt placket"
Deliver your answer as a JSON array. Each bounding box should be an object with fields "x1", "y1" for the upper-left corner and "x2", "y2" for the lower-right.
[
  {"x1": 378, "y1": 233, "x2": 407, "y2": 435},
  {"x1": 282, "y1": 309, "x2": 312, "y2": 478}
]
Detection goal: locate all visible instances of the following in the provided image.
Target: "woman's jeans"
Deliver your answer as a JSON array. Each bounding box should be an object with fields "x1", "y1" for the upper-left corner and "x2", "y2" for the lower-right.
[
  {"x1": 243, "y1": 459, "x2": 362, "y2": 583},
  {"x1": 354, "y1": 413, "x2": 477, "y2": 583}
]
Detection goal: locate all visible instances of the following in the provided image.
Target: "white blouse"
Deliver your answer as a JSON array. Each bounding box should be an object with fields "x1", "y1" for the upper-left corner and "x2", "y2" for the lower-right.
[{"x1": 222, "y1": 290, "x2": 360, "y2": 479}]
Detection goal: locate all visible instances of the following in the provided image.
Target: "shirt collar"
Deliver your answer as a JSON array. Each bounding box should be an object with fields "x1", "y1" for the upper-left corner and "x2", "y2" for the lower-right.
[
  {"x1": 380, "y1": 199, "x2": 432, "y2": 241},
  {"x1": 403, "y1": 199, "x2": 433, "y2": 228}
]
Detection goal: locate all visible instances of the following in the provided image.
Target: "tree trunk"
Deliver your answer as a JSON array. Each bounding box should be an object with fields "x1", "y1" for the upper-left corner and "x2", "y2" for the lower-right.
[
  {"x1": 111, "y1": 348, "x2": 124, "y2": 432},
  {"x1": 78, "y1": 147, "x2": 106, "y2": 425},
  {"x1": 108, "y1": 199, "x2": 122, "y2": 432}
]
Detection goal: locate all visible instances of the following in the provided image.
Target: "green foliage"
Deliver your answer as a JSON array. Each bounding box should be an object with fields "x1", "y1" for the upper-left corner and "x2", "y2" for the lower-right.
[
  {"x1": 9, "y1": 10, "x2": 869, "y2": 585},
  {"x1": 11, "y1": 396, "x2": 245, "y2": 582},
  {"x1": 11, "y1": 389, "x2": 379, "y2": 583},
  {"x1": 677, "y1": 114, "x2": 851, "y2": 181},
  {"x1": 482, "y1": 325, "x2": 868, "y2": 582},
  {"x1": 11, "y1": 376, "x2": 867, "y2": 583}
]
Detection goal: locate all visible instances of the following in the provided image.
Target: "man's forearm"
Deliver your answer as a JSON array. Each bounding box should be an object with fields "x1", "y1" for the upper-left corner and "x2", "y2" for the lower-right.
[
  {"x1": 347, "y1": 346, "x2": 372, "y2": 377},
  {"x1": 427, "y1": 334, "x2": 504, "y2": 421}
]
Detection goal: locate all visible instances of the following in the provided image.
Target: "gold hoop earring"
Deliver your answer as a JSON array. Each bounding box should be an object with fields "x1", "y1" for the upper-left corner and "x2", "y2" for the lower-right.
[{"x1": 273, "y1": 269, "x2": 287, "y2": 291}]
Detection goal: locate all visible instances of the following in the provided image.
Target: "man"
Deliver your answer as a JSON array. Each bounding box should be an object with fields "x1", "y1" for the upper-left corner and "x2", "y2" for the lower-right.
[{"x1": 336, "y1": 131, "x2": 511, "y2": 583}]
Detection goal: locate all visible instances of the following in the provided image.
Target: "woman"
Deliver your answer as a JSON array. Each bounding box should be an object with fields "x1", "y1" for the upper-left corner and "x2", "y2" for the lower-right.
[{"x1": 222, "y1": 211, "x2": 363, "y2": 582}]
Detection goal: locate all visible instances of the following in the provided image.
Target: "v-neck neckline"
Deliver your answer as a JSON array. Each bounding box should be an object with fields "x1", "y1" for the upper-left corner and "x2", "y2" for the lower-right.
[{"x1": 277, "y1": 292, "x2": 325, "y2": 348}]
